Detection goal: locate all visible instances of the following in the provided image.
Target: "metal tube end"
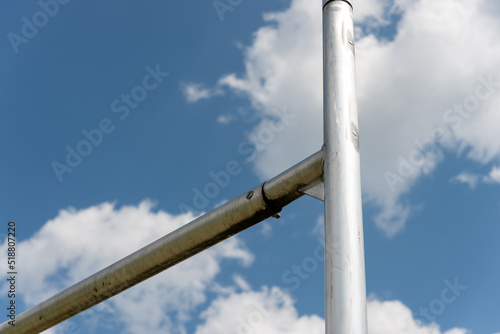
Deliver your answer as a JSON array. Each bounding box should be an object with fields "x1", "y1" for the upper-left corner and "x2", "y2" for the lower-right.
[{"x1": 323, "y1": 0, "x2": 353, "y2": 9}]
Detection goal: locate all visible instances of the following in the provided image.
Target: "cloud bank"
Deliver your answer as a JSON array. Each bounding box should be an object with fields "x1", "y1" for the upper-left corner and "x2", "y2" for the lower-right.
[
  {"x1": 187, "y1": 0, "x2": 500, "y2": 236},
  {"x1": 1, "y1": 200, "x2": 252, "y2": 333},
  {"x1": 1, "y1": 201, "x2": 470, "y2": 333}
]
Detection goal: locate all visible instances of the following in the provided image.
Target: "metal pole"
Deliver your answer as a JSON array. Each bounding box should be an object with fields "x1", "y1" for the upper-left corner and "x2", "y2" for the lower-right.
[
  {"x1": 322, "y1": 1, "x2": 367, "y2": 333},
  {"x1": 0, "y1": 150, "x2": 324, "y2": 334}
]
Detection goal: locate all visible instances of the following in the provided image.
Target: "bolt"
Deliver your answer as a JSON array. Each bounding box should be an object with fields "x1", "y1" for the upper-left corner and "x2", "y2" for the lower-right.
[{"x1": 246, "y1": 191, "x2": 253, "y2": 199}]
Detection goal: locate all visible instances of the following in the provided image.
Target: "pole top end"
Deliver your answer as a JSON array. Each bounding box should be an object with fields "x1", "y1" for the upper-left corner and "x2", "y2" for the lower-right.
[{"x1": 323, "y1": 0, "x2": 353, "y2": 9}]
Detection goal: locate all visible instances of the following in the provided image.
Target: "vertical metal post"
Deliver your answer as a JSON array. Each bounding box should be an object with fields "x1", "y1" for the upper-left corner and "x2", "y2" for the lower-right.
[{"x1": 322, "y1": 1, "x2": 367, "y2": 333}]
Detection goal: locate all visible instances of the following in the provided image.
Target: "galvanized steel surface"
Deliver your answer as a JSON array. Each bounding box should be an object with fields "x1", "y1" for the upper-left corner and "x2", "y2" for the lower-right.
[
  {"x1": 323, "y1": 0, "x2": 354, "y2": 9},
  {"x1": 1, "y1": 1, "x2": 370, "y2": 332},
  {"x1": 0, "y1": 150, "x2": 323, "y2": 334},
  {"x1": 323, "y1": 1, "x2": 367, "y2": 333}
]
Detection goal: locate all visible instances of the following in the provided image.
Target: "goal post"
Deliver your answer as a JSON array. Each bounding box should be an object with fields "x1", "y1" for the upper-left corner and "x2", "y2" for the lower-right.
[
  {"x1": 323, "y1": 1, "x2": 367, "y2": 333},
  {"x1": 0, "y1": 1, "x2": 368, "y2": 333}
]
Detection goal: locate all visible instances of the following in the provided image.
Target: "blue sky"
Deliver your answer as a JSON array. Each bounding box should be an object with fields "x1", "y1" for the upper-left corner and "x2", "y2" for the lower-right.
[{"x1": 1, "y1": 0, "x2": 499, "y2": 333}]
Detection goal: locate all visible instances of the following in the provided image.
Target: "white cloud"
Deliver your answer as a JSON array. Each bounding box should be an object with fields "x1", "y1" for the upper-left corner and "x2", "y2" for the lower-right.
[
  {"x1": 311, "y1": 214, "x2": 324, "y2": 239},
  {"x1": 450, "y1": 165, "x2": 500, "y2": 188},
  {"x1": 451, "y1": 172, "x2": 480, "y2": 189},
  {"x1": 233, "y1": 273, "x2": 252, "y2": 292},
  {"x1": 0, "y1": 201, "x2": 471, "y2": 333},
  {"x1": 443, "y1": 330, "x2": 470, "y2": 334},
  {"x1": 368, "y1": 299, "x2": 469, "y2": 334},
  {"x1": 217, "y1": 114, "x2": 234, "y2": 124},
  {"x1": 194, "y1": 283, "x2": 469, "y2": 334},
  {"x1": 195, "y1": 286, "x2": 324, "y2": 334},
  {"x1": 181, "y1": 82, "x2": 223, "y2": 103},
  {"x1": 260, "y1": 221, "x2": 273, "y2": 239},
  {"x1": 354, "y1": 0, "x2": 393, "y2": 22},
  {"x1": 484, "y1": 166, "x2": 500, "y2": 184},
  {"x1": 209, "y1": 0, "x2": 500, "y2": 236},
  {"x1": 0, "y1": 200, "x2": 253, "y2": 333}
]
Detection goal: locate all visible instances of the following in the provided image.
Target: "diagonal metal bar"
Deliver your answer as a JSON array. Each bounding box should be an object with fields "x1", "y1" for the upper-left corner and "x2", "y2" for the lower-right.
[{"x1": 0, "y1": 150, "x2": 324, "y2": 334}]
